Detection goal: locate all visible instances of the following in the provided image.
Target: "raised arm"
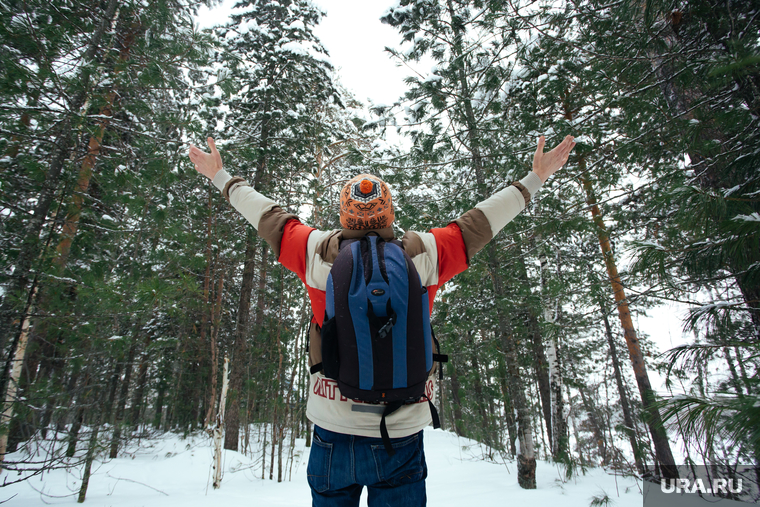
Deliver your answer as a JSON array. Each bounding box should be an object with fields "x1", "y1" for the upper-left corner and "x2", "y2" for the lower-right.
[
  {"x1": 461, "y1": 134, "x2": 575, "y2": 249},
  {"x1": 424, "y1": 135, "x2": 575, "y2": 286},
  {"x1": 188, "y1": 137, "x2": 313, "y2": 277}
]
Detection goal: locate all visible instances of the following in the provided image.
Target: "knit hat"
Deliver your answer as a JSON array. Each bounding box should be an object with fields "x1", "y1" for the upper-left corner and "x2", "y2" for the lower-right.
[{"x1": 339, "y1": 174, "x2": 394, "y2": 230}]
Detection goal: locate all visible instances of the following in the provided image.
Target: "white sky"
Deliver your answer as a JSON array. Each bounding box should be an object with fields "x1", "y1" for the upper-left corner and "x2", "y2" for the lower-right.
[{"x1": 195, "y1": 0, "x2": 412, "y2": 106}]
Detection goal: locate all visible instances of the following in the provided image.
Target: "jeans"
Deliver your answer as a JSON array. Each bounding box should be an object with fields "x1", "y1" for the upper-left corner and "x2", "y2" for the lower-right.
[{"x1": 307, "y1": 425, "x2": 428, "y2": 507}]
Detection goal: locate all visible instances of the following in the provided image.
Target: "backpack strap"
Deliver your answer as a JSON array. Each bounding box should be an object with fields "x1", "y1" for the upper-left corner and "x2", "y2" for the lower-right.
[
  {"x1": 380, "y1": 400, "x2": 404, "y2": 456},
  {"x1": 307, "y1": 315, "x2": 322, "y2": 374},
  {"x1": 424, "y1": 394, "x2": 441, "y2": 429},
  {"x1": 380, "y1": 395, "x2": 441, "y2": 457},
  {"x1": 431, "y1": 328, "x2": 448, "y2": 380}
]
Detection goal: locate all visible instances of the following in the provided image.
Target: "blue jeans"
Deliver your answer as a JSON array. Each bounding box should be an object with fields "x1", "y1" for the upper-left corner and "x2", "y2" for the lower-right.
[{"x1": 307, "y1": 425, "x2": 427, "y2": 507}]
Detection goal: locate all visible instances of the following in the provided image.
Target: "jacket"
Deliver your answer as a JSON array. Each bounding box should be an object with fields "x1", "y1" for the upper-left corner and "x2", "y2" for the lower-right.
[{"x1": 211, "y1": 169, "x2": 543, "y2": 438}]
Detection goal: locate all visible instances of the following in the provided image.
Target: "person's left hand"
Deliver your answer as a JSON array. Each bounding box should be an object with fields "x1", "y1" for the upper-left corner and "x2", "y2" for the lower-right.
[
  {"x1": 189, "y1": 137, "x2": 223, "y2": 181},
  {"x1": 532, "y1": 135, "x2": 575, "y2": 183}
]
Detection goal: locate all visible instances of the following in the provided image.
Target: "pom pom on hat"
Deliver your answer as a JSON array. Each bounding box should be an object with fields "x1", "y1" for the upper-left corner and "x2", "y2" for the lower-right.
[{"x1": 359, "y1": 179, "x2": 373, "y2": 194}]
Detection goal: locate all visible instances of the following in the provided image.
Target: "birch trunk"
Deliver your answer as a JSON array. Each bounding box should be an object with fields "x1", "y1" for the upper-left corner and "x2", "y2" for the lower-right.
[
  {"x1": 500, "y1": 328, "x2": 536, "y2": 488},
  {"x1": 213, "y1": 356, "x2": 230, "y2": 489},
  {"x1": 201, "y1": 192, "x2": 215, "y2": 429},
  {"x1": 537, "y1": 243, "x2": 569, "y2": 463},
  {"x1": 0, "y1": 286, "x2": 37, "y2": 467},
  {"x1": 206, "y1": 263, "x2": 225, "y2": 427}
]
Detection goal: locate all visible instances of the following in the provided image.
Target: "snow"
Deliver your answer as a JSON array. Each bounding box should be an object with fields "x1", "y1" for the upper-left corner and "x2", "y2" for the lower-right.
[
  {"x1": 634, "y1": 240, "x2": 667, "y2": 251},
  {"x1": 288, "y1": 20, "x2": 305, "y2": 31},
  {"x1": 3, "y1": 428, "x2": 643, "y2": 506},
  {"x1": 733, "y1": 212, "x2": 760, "y2": 222},
  {"x1": 278, "y1": 41, "x2": 310, "y2": 57},
  {"x1": 723, "y1": 184, "x2": 742, "y2": 197},
  {"x1": 423, "y1": 74, "x2": 443, "y2": 83}
]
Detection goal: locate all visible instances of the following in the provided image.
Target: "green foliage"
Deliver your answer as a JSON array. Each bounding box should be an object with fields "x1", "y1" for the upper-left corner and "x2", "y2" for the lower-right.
[
  {"x1": 1, "y1": 0, "x2": 758, "y2": 489},
  {"x1": 660, "y1": 389, "x2": 760, "y2": 455},
  {"x1": 589, "y1": 490, "x2": 615, "y2": 507}
]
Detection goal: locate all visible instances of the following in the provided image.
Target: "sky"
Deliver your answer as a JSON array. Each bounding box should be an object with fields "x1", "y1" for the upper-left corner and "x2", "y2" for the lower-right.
[{"x1": 195, "y1": 0, "x2": 413, "y2": 107}]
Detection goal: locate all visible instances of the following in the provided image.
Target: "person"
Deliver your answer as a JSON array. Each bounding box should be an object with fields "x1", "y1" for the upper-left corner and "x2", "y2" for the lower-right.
[{"x1": 188, "y1": 134, "x2": 575, "y2": 507}]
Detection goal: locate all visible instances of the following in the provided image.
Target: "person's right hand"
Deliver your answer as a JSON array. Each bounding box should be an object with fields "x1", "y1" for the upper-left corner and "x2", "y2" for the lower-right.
[
  {"x1": 532, "y1": 134, "x2": 575, "y2": 183},
  {"x1": 189, "y1": 137, "x2": 223, "y2": 181}
]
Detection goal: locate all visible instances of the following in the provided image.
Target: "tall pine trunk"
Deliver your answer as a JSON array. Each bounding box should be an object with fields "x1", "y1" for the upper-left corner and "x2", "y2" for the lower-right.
[
  {"x1": 526, "y1": 310, "x2": 552, "y2": 453},
  {"x1": 65, "y1": 371, "x2": 91, "y2": 458},
  {"x1": 445, "y1": 0, "x2": 536, "y2": 479},
  {"x1": 129, "y1": 332, "x2": 153, "y2": 431},
  {"x1": 571, "y1": 359, "x2": 608, "y2": 465},
  {"x1": 600, "y1": 297, "x2": 644, "y2": 474},
  {"x1": 496, "y1": 354, "x2": 518, "y2": 457},
  {"x1": 77, "y1": 392, "x2": 105, "y2": 503},
  {"x1": 642, "y1": 11, "x2": 760, "y2": 338},
  {"x1": 466, "y1": 330, "x2": 491, "y2": 446},
  {"x1": 225, "y1": 102, "x2": 270, "y2": 450},
  {"x1": 448, "y1": 357, "x2": 465, "y2": 437},
  {"x1": 578, "y1": 158, "x2": 677, "y2": 480},
  {"x1": 53, "y1": 11, "x2": 139, "y2": 269}
]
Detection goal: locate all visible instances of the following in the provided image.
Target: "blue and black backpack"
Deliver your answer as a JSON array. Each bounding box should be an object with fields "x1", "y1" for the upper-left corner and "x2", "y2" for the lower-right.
[{"x1": 311, "y1": 233, "x2": 447, "y2": 455}]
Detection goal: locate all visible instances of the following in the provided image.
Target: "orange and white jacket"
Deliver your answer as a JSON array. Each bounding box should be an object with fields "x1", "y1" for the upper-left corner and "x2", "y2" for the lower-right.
[{"x1": 212, "y1": 169, "x2": 543, "y2": 438}]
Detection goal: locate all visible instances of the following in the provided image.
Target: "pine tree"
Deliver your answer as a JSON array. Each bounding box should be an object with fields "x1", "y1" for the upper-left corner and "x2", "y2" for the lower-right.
[
  {"x1": 571, "y1": 0, "x2": 760, "y2": 472},
  {"x1": 0, "y1": 0, "x2": 220, "y2": 473},
  {"x1": 381, "y1": 0, "x2": 548, "y2": 487},
  {"x1": 209, "y1": 0, "x2": 342, "y2": 451}
]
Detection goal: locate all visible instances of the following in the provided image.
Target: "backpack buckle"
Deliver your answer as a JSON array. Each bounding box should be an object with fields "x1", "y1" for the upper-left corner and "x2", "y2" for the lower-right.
[{"x1": 376, "y1": 311, "x2": 397, "y2": 339}]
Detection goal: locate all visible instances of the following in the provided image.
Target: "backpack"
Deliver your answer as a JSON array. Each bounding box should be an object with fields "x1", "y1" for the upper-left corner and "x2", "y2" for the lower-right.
[{"x1": 311, "y1": 233, "x2": 447, "y2": 455}]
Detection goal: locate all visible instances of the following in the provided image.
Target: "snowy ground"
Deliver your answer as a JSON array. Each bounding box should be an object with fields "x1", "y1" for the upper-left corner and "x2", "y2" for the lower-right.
[{"x1": 2, "y1": 428, "x2": 642, "y2": 506}]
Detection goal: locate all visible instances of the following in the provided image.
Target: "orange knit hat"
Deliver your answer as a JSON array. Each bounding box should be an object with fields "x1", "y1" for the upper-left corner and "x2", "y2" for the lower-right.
[{"x1": 339, "y1": 174, "x2": 394, "y2": 230}]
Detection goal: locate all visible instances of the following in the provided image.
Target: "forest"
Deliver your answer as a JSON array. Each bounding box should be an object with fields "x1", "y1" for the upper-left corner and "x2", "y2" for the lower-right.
[{"x1": 0, "y1": 0, "x2": 758, "y2": 502}]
